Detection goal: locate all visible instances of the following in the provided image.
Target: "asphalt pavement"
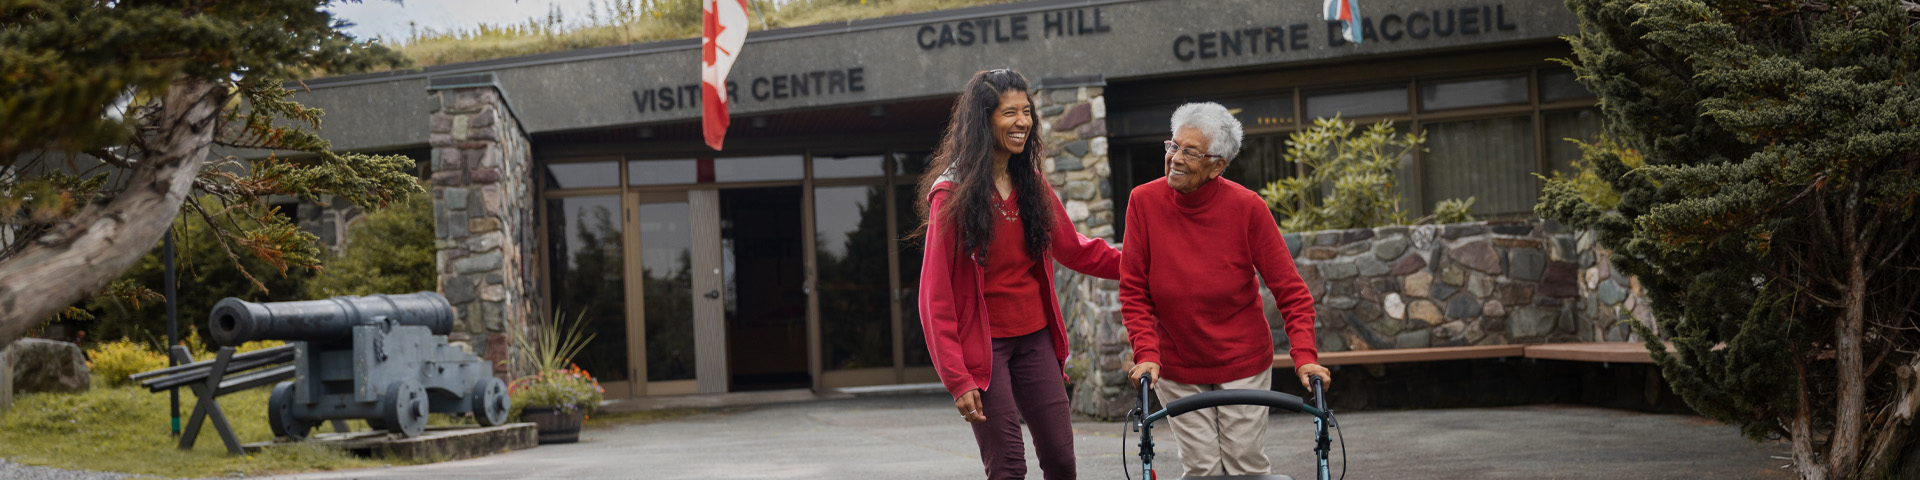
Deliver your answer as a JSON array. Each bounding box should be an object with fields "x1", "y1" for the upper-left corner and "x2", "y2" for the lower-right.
[{"x1": 271, "y1": 394, "x2": 1789, "y2": 479}]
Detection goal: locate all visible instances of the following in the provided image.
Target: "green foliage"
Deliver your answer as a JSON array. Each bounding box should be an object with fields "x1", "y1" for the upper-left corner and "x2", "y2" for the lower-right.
[
  {"x1": 513, "y1": 310, "x2": 599, "y2": 376},
  {"x1": 2, "y1": 1, "x2": 424, "y2": 336},
  {"x1": 84, "y1": 338, "x2": 168, "y2": 388},
  {"x1": 1540, "y1": 136, "x2": 1640, "y2": 212},
  {"x1": 64, "y1": 202, "x2": 314, "y2": 347},
  {"x1": 305, "y1": 191, "x2": 436, "y2": 298},
  {"x1": 1258, "y1": 116, "x2": 1475, "y2": 231},
  {"x1": 1544, "y1": 1, "x2": 1920, "y2": 477},
  {"x1": 509, "y1": 310, "x2": 603, "y2": 417},
  {"x1": 1428, "y1": 197, "x2": 1477, "y2": 225},
  {"x1": 508, "y1": 365, "x2": 605, "y2": 419},
  {"x1": 0, "y1": 384, "x2": 394, "y2": 477}
]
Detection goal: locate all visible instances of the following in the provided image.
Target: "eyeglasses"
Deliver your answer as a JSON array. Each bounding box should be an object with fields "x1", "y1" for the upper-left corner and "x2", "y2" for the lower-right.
[{"x1": 1164, "y1": 140, "x2": 1224, "y2": 163}]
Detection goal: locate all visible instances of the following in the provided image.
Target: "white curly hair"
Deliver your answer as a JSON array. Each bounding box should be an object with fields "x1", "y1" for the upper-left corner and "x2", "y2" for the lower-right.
[{"x1": 1169, "y1": 102, "x2": 1244, "y2": 164}]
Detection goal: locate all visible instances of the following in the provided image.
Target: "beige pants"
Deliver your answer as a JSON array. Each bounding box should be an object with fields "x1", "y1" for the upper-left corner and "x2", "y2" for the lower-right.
[{"x1": 1156, "y1": 368, "x2": 1274, "y2": 478}]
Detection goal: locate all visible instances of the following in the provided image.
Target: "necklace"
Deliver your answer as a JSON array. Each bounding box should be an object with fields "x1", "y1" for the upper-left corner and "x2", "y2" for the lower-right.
[{"x1": 991, "y1": 191, "x2": 1018, "y2": 222}]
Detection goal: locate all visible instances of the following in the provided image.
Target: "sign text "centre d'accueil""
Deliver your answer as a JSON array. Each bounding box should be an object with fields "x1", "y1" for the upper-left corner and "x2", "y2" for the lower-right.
[{"x1": 1173, "y1": 4, "x2": 1519, "y2": 61}]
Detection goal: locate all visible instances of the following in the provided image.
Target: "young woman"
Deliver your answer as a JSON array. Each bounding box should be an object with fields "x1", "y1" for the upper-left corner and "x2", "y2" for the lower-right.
[{"x1": 916, "y1": 69, "x2": 1121, "y2": 480}]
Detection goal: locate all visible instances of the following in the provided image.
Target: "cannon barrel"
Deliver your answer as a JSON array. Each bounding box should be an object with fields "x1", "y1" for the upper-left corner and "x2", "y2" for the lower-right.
[{"x1": 209, "y1": 292, "x2": 454, "y2": 345}]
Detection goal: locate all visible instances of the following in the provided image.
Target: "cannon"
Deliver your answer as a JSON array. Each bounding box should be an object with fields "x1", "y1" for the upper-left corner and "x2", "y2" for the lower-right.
[{"x1": 208, "y1": 292, "x2": 510, "y2": 439}]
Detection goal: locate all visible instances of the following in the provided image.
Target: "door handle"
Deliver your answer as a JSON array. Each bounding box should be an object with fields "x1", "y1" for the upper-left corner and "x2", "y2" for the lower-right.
[{"x1": 704, "y1": 290, "x2": 720, "y2": 299}]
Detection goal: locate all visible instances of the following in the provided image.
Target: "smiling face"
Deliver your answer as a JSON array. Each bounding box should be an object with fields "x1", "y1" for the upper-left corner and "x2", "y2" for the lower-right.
[
  {"x1": 990, "y1": 90, "x2": 1033, "y2": 158},
  {"x1": 1166, "y1": 126, "x2": 1227, "y2": 193}
]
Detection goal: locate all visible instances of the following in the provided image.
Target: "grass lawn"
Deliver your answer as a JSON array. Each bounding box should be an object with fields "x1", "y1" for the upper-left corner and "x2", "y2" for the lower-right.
[{"x1": 0, "y1": 378, "x2": 411, "y2": 478}]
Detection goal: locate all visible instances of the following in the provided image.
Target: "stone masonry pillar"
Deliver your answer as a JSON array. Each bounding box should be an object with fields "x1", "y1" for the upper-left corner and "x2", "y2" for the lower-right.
[
  {"x1": 1035, "y1": 76, "x2": 1130, "y2": 420},
  {"x1": 427, "y1": 77, "x2": 538, "y2": 380}
]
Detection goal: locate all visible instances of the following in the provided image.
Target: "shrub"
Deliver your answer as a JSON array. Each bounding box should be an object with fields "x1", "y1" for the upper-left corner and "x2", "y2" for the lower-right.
[
  {"x1": 304, "y1": 191, "x2": 435, "y2": 299},
  {"x1": 1258, "y1": 116, "x2": 1476, "y2": 231},
  {"x1": 86, "y1": 338, "x2": 168, "y2": 387},
  {"x1": 508, "y1": 365, "x2": 605, "y2": 419}
]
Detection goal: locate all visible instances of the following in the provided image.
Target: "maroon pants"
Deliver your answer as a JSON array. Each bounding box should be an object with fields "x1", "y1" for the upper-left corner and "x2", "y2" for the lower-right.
[{"x1": 970, "y1": 327, "x2": 1076, "y2": 480}]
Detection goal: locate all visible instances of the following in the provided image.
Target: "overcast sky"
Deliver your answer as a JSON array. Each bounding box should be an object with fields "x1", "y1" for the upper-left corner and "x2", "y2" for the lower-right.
[{"x1": 330, "y1": 0, "x2": 605, "y2": 42}]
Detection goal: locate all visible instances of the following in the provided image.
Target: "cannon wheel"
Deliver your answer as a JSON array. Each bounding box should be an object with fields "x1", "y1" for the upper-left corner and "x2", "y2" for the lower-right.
[
  {"x1": 269, "y1": 381, "x2": 314, "y2": 440},
  {"x1": 471, "y1": 378, "x2": 510, "y2": 427},
  {"x1": 380, "y1": 380, "x2": 430, "y2": 437}
]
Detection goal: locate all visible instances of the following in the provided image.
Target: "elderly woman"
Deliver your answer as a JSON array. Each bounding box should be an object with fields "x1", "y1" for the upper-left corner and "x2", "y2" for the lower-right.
[{"x1": 1119, "y1": 102, "x2": 1331, "y2": 478}]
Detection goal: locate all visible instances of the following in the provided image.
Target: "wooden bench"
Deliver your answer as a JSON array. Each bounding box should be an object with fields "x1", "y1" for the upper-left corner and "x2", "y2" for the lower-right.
[
  {"x1": 1272, "y1": 342, "x2": 1663, "y2": 370},
  {"x1": 130, "y1": 344, "x2": 345, "y2": 454}
]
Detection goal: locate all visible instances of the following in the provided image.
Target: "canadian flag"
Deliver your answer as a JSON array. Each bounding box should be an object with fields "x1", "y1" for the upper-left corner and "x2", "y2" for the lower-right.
[{"x1": 702, "y1": 0, "x2": 749, "y2": 150}]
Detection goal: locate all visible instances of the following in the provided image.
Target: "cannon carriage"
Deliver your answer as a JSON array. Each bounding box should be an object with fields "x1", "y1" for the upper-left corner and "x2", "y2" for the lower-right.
[{"x1": 208, "y1": 292, "x2": 510, "y2": 439}]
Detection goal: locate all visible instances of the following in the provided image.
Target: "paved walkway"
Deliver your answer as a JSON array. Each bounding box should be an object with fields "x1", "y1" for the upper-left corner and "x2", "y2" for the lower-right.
[{"x1": 278, "y1": 394, "x2": 1788, "y2": 479}]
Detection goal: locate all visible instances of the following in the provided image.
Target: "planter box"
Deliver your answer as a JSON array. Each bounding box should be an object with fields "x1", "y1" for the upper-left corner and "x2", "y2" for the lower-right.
[{"x1": 521, "y1": 406, "x2": 584, "y2": 444}]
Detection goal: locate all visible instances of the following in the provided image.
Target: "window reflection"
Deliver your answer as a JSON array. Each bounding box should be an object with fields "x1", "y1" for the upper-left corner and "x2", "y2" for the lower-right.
[
  {"x1": 897, "y1": 184, "x2": 931, "y2": 366},
  {"x1": 629, "y1": 159, "x2": 698, "y2": 186},
  {"x1": 1420, "y1": 77, "x2": 1528, "y2": 111},
  {"x1": 1545, "y1": 109, "x2": 1604, "y2": 174},
  {"x1": 1422, "y1": 116, "x2": 1538, "y2": 217},
  {"x1": 545, "y1": 162, "x2": 620, "y2": 189},
  {"x1": 640, "y1": 202, "x2": 696, "y2": 382},
  {"x1": 545, "y1": 196, "x2": 628, "y2": 382},
  {"x1": 816, "y1": 185, "x2": 894, "y2": 370},
  {"x1": 1541, "y1": 70, "x2": 1596, "y2": 102},
  {"x1": 1305, "y1": 87, "x2": 1407, "y2": 119},
  {"x1": 814, "y1": 154, "x2": 887, "y2": 179},
  {"x1": 714, "y1": 155, "x2": 803, "y2": 182}
]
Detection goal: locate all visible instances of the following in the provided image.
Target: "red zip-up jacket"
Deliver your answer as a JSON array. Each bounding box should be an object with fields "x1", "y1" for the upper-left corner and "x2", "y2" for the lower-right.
[{"x1": 919, "y1": 172, "x2": 1121, "y2": 400}]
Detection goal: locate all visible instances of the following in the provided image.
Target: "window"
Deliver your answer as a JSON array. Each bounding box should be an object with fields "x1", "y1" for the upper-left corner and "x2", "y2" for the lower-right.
[
  {"x1": 545, "y1": 196, "x2": 630, "y2": 382},
  {"x1": 714, "y1": 155, "x2": 803, "y2": 182},
  {"x1": 813, "y1": 154, "x2": 887, "y2": 179},
  {"x1": 1421, "y1": 116, "x2": 1538, "y2": 217},
  {"x1": 545, "y1": 161, "x2": 619, "y2": 189},
  {"x1": 1540, "y1": 70, "x2": 1595, "y2": 103},
  {"x1": 629, "y1": 159, "x2": 697, "y2": 186},
  {"x1": 815, "y1": 185, "x2": 894, "y2": 370},
  {"x1": 1305, "y1": 86, "x2": 1407, "y2": 119},
  {"x1": 1420, "y1": 76, "x2": 1528, "y2": 111},
  {"x1": 1545, "y1": 109, "x2": 1605, "y2": 174}
]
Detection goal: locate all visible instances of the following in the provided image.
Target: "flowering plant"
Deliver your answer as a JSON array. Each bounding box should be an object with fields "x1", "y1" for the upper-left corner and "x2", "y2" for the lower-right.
[
  {"x1": 509, "y1": 364, "x2": 604, "y2": 417},
  {"x1": 508, "y1": 309, "x2": 602, "y2": 419}
]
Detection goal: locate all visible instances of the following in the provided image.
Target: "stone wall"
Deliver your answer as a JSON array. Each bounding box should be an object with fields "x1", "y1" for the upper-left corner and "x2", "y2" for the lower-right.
[
  {"x1": 1033, "y1": 79, "x2": 1133, "y2": 420},
  {"x1": 1275, "y1": 220, "x2": 1652, "y2": 354},
  {"x1": 428, "y1": 85, "x2": 540, "y2": 379}
]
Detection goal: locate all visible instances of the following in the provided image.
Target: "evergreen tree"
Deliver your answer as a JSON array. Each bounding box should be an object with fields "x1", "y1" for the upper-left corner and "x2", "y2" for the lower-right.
[
  {"x1": 0, "y1": 1, "x2": 419, "y2": 347},
  {"x1": 1541, "y1": 2, "x2": 1920, "y2": 478},
  {"x1": 304, "y1": 191, "x2": 435, "y2": 299}
]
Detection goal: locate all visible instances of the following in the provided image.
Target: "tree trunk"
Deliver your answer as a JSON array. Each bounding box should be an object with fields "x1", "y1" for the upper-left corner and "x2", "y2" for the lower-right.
[
  {"x1": 0, "y1": 79, "x2": 224, "y2": 348},
  {"x1": 1860, "y1": 358, "x2": 1920, "y2": 479},
  {"x1": 1794, "y1": 360, "x2": 1830, "y2": 480},
  {"x1": 1831, "y1": 190, "x2": 1868, "y2": 478}
]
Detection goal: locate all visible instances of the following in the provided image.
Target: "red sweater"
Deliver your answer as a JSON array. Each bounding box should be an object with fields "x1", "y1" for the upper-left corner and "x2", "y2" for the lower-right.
[
  {"x1": 1120, "y1": 177, "x2": 1318, "y2": 385},
  {"x1": 920, "y1": 172, "x2": 1121, "y2": 399},
  {"x1": 982, "y1": 189, "x2": 1047, "y2": 338}
]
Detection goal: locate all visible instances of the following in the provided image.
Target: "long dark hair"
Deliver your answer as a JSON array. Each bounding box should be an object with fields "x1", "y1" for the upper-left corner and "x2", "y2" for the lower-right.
[{"x1": 915, "y1": 69, "x2": 1052, "y2": 265}]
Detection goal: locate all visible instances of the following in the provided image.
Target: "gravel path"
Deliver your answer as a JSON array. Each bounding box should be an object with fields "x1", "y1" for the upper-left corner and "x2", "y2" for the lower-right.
[{"x1": 0, "y1": 459, "x2": 153, "y2": 480}]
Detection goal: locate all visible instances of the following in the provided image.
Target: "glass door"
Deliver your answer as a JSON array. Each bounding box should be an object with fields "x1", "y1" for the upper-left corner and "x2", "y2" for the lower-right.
[{"x1": 629, "y1": 192, "x2": 701, "y2": 396}]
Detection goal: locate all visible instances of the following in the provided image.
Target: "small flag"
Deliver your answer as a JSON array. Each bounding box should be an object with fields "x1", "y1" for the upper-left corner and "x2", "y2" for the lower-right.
[
  {"x1": 1324, "y1": 0, "x2": 1362, "y2": 45},
  {"x1": 702, "y1": 0, "x2": 749, "y2": 150}
]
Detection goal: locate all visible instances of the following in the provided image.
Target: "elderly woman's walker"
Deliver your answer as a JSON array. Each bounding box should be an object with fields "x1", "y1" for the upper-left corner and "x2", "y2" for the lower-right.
[{"x1": 1128, "y1": 376, "x2": 1342, "y2": 480}]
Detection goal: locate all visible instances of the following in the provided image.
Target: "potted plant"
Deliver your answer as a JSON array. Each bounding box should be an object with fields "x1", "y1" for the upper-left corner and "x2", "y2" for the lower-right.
[{"x1": 508, "y1": 311, "x2": 602, "y2": 444}]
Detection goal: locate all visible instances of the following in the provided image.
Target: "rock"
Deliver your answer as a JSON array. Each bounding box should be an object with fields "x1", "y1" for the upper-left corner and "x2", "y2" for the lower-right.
[
  {"x1": 1539, "y1": 263, "x2": 1581, "y2": 297},
  {"x1": 1404, "y1": 271, "x2": 1433, "y2": 298},
  {"x1": 1091, "y1": 137, "x2": 1109, "y2": 156},
  {"x1": 1057, "y1": 103, "x2": 1093, "y2": 130},
  {"x1": 1066, "y1": 200, "x2": 1090, "y2": 222},
  {"x1": 1578, "y1": 230, "x2": 1596, "y2": 251},
  {"x1": 1509, "y1": 307, "x2": 1559, "y2": 338},
  {"x1": 1342, "y1": 228, "x2": 1376, "y2": 243},
  {"x1": 1066, "y1": 181, "x2": 1097, "y2": 201},
  {"x1": 1469, "y1": 274, "x2": 1494, "y2": 299},
  {"x1": 1599, "y1": 281, "x2": 1627, "y2": 305},
  {"x1": 1446, "y1": 295, "x2": 1482, "y2": 318},
  {"x1": 1431, "y1": 283, "x2": 1460, "y2": 301},
  {"x1": 1041, "y1": 105, "x2": 1065, "y2": 117},
  {"x1": 1490, "y1": 222, "x2": 1533, "y2": 235},
  {"x1": 1508, "y1": 248, "x2": 1549, "y2": 281},
  {"x1": 1370, "y1": 316, "x2": 1403, "y2": 337},
  {"x1": 1395, "y1": 330, "x2": 1431, "y2": 349},
  {"x1": 1357, "y1": 256, "x2": 1390, "y2": 276},
  {"x1": 1091, "y1": 95, "x2": 1106, "y2": 118},
  {"x1": 445, "y1": 187, "x2": 469, "y2": 210},
  {"x1": 1439, "y1": 262, "x2": 1467, "y2": 286},
  {"x1": 455, "y1": 251, "x2": 503, "y2": 274},
  {"x1": 1492, "y1": 238, "x2": 1542, "y2": 249},
  {"x1": 8, "y1": 339, "x2": 89, "y2": 394},
  {"x1": 1321, "y1": 261, "x2": 1358, "y2": 280},
  {"x1": 1579, "y1": 250, "x2": 1595, "y2": 268},
  {"x1": 1055, "y1": 155, "x2": 1085, "y2": 172},
  {"x1": 1316, "y1": 232, "x2": 1341, "y2": 246},
  {"x1": 442, "y1": 275, "x2": 477, "y2": 304},
  {"x1": 1340, "y1": 240, "x2": 1372, "y2": 256},
  {"x1": 1384, "y1": 293, "x2": 1407, "y2": 320},
  {"x1": 1326, "y1": 296, "x2": 1358, "y2": 310},
  {"x1": 1443, "y1": 223, "x2": 1487, "y2": 239},
  {"x1": 1408, "y1": 300, "x2": 1444, "y2": 326},
  {"x1": 1483, "y1": 300, "x2": 1508, "y2": 317},
  {"x1": 1076, "y1": 121, "x2": 1107, "y2": 140},
  {"x1": 1343, "y1": 314, "x2": 1395, "y2": 350},
  {"x1": 1390, "y1": 254, "x2": 1428, "y2": 276},
  {"x1": 1447, "y1": 240, "x2": 1502, "y2": 274},
  {"x1": 1306, "y1": 247, "x2": 1339, "y2": 260},
  {"x1": 1434, "y1": 321, "x2": 1468, "y2": 339},
  {"x1": 1374, "y1": 237, "x2": 1410, "y2": 261},
  {"x1": 1284, "y1": 233, "x2": 1303, "y2": 257},
  {"x1": 1551, "y1": 237, "x2": 1578, "y2": 262}
]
